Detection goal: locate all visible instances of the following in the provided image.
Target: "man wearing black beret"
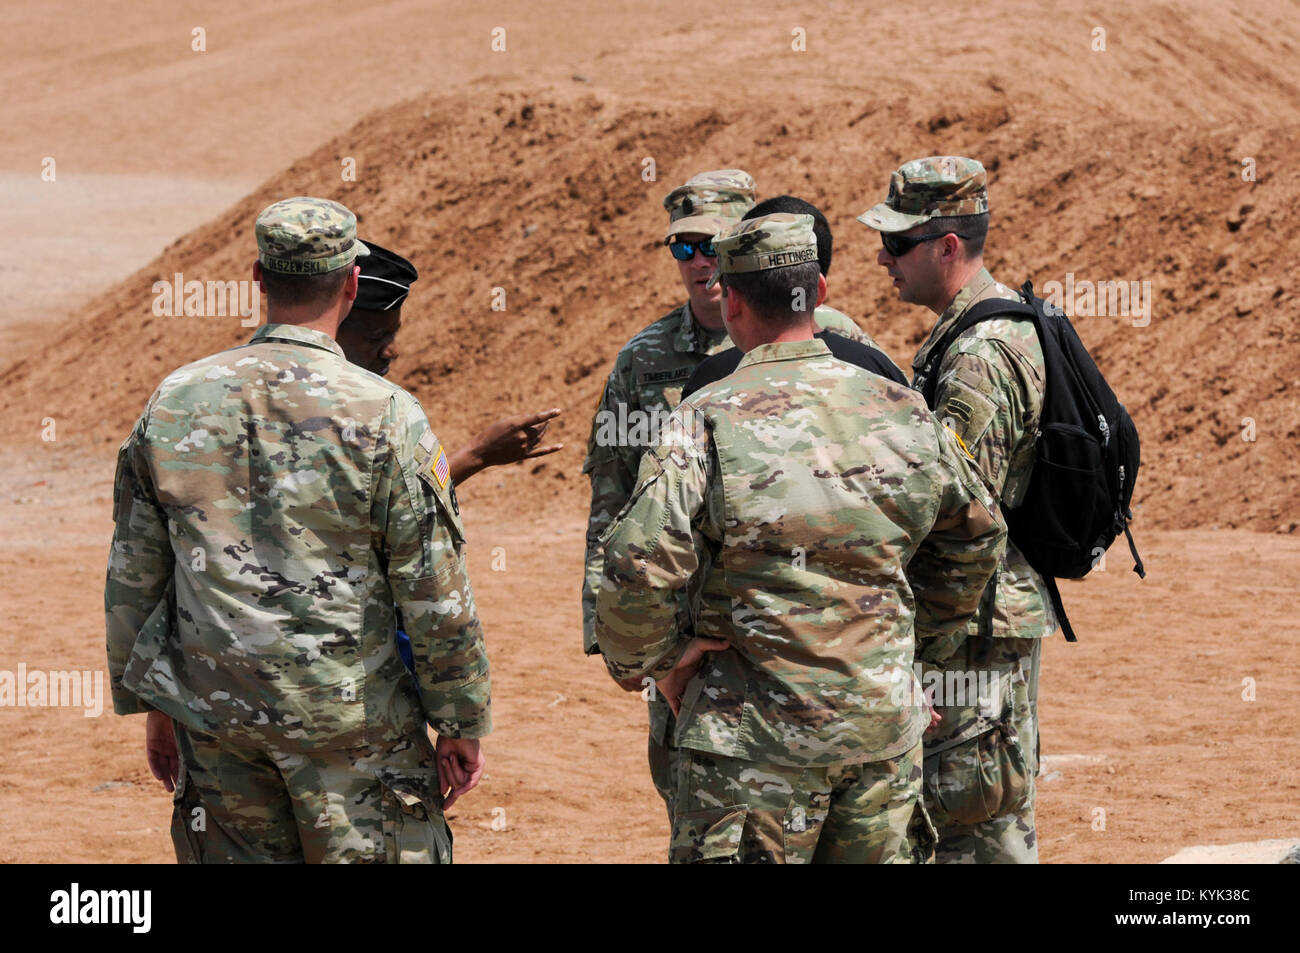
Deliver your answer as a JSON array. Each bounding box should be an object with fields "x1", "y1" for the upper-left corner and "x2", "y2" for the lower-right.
[{"x1": 337, "y1": 240, "x2": 563, "y2": 483}]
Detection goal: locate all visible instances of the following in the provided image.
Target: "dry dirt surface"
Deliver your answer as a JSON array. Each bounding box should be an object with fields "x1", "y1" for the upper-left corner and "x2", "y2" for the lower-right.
[
  {"x1": 1, "y1": 0, "x2": 1297, "y2": 863},
  {"x1": 1, "y1": 451, "x2": 1297, "y2": 864}
]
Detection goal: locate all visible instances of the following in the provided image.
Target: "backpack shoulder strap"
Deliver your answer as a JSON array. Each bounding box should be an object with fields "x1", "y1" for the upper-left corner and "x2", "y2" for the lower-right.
[
  {"x1": 1042, "y1": 574, "x2": 1078, "y2": 642},
  {"x1": 917, "y1": 292, "x2": 1038, "y2": 409}
]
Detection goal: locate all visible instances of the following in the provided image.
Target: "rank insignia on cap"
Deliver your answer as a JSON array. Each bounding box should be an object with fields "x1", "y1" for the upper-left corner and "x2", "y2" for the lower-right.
[{"x1": 430, "y1": 444, "x2": 450, "y2": 489}]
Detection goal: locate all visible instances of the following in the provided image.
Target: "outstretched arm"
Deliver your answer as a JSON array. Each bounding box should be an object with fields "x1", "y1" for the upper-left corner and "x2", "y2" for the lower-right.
[{"x1": 449, "y1": 407, "x2": 563, "y2": 484}]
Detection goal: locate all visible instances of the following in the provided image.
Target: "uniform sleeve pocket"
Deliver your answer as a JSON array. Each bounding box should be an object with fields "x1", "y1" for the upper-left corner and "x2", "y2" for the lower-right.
[
  {"x1": 670, "y1": 805, "x2": 748, "y2": 864},
  {"x1": 432, "y1": 483, "x2": 466, "y2": 547},
  {"x1": 937, "y1": 377, "x2": 998, "y2": 457},
  {"x1": 413, "y1": 448, "x2": 465, "y2": 549}
]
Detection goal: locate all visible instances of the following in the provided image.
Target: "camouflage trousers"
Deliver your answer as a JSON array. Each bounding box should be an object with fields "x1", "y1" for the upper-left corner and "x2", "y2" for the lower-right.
[
  {"x1": 669, "y1": 742, "x2": 934, "y2": 864},
  {"x1": 170, "y1": 721, "x2": 452, "y2": 864},
  {"x1": 922, "y1": 635, "x2": 1042, "y2": 864},
  {"x1": 647, "y1": 695, "x2": 678, "y2": 824}
]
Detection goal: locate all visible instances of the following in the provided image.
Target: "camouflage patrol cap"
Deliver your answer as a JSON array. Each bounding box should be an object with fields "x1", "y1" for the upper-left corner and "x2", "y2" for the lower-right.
[
  {"x1": 857, "y1": 156, "x2": 988, "y2": 233},
  {"x1": 256, "y1": 196, "x2": 370, "y2": 275},
  {"x1": 662, "y1": 169, "x2": 756, "y2": 242},
  {"x1": 705, "y1": 213, "x2": 818, "y2": 289}
]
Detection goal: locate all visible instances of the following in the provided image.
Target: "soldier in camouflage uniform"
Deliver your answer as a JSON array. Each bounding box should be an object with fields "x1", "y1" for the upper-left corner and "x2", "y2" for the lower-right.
[
  {"x1": 106, "y1": 197, "x2": 491, "y2": 863},
  {"x1": 581, "y1": 170, "x2": 871, "y2": 821},
  {"x1": 135, "y1": 238, "x2": 551, "y2": 734},
  {"x1": 858, "y1": 157, "x2": 1057, "y2": 863},
  {"x1": 746, "y1": 194, "x2": 903, "y2": 375},
  {"x1": 595, "y1": 214, "x2": 1007, "y2": 863}
]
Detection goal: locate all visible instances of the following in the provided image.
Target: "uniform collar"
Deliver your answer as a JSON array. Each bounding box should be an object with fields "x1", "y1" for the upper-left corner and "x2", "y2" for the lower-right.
[
  {"x1": 250, "y1": 323, "x2": 347, "y2": 360},
  {"x1": 912, "y1": 267, "x2": 998, "y2": 372},
  {"x1": 674, "y1": 301, "x2": 729, "y2": 355},
  {"x1": 737, "y1": 336, "x2": 830, "y2": 370}
]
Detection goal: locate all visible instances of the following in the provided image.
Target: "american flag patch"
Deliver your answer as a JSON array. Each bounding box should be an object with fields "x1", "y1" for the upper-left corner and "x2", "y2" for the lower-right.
[{"x1": 430, "y1": 445, "x2": 450, "y2": 488}]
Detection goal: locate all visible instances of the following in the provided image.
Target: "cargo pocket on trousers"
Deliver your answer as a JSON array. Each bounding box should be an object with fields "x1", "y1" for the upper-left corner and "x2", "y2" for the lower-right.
[
  {"x1": 170, "y1": 771, "x2": 204, "y2": 864},
  {"x1": 670, "y1": 806, "x2": 748, "y2": 865},
  {"x1": 906, "y1": 798, "x2": 938, "y2": 864},
  {"x1": 924, "y1": 721, "x2": 1030, "y2": 829},
  {"x1": 380, "y1": 780, "x2": 453, "y2": 864}
]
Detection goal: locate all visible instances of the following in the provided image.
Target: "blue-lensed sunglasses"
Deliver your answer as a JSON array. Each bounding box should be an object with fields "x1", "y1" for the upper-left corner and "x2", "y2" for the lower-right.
[{"x1": 668, "y1": 237, "x2": 717, "y2": 261}]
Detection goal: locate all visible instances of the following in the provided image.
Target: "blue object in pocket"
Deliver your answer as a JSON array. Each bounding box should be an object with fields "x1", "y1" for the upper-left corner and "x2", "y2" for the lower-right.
[{"x1": 396, "y1": 627, "x2": 414, "y2": 672}]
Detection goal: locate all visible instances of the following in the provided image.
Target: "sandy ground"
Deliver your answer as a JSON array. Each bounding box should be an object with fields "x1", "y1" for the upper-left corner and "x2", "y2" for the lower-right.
[
  {"x1": 0, "y1": 448, "x2": 1296, "y2": 863},
  {"x1": 2, "y1": 0, "x2": 1298, "y2": 863}
]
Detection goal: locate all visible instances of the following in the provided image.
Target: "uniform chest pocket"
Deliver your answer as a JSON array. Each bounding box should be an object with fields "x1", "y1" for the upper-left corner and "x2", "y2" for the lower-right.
[{"x1": 624, "y1": 390, "x2": 678, "y2": 452}]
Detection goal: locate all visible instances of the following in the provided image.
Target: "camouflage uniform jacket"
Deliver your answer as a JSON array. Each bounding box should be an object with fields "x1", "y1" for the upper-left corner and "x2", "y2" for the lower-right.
[
  {"x1": 581, "y1": 302, "x2": 871, "y2": 746},
  {"x1": 595, "y1": 337, "x2": 1006, "y2": 767},
  {"x1": 581, "y1": 302, "x2": 870, "y2": 655},
  {"x1": 911, "y1": 268, "x2": 1057, "y2": 658},
  {"x1": 105, "y1": 323, "x2": 491, "y2": 751}
]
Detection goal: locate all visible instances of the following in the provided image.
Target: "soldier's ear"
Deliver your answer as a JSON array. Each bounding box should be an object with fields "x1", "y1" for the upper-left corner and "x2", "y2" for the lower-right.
[
  {"x1": 722, "y1": 282, "x2": 740, "y2": 321},
  {"x1": 251, "y1": 259, "x2": 263, "y2": 290},
  {"x1": 815, "y1": 273, "x2": 828, "y2": 308},
  {"x1": 342, "y1": 265, "x2": 360, "y2": 304}
]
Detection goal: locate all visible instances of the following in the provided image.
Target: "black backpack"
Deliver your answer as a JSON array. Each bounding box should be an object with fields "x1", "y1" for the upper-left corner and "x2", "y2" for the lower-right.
[{"x1": 917, "y1": 280, "x2": 1145, "y2": 642}]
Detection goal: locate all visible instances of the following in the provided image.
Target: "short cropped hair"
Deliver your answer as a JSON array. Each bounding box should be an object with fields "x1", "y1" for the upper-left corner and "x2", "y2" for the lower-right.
[
  {"x1": 913, "y1": 212, "x2": 989, "y2": 259},
  {"x1": 720, "y1": 260, "x2": 821, "y2": 327},
  {"x1": 258, "y1": 267, "x2": 350, "y2": 308},
  {"x1": 745, "y1": 196, "x2": 833, "y2": 277}
]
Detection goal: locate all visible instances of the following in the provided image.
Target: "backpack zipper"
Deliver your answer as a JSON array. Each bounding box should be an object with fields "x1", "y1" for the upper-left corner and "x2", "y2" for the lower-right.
[
  {"x1": 1116, "y1": 465, "x2": 1127, "y2": 529},
  {"x1": 1098, "y1": 414, "x2": 1110, "y2": 447}
]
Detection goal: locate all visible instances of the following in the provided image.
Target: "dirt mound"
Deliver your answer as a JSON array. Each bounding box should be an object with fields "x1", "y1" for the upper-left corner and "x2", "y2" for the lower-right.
[{"x1": 3, "y1": 2, "x2": 1298, "y2": 534}]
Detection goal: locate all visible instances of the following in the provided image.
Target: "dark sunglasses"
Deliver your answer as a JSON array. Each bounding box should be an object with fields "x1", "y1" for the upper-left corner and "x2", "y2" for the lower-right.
[
  {"x1": 668, "y1": 237, "x2": 717, "y2": 261},
  {"x1": 881, "y1": 231, "x2": 970, "y2": 258}
]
